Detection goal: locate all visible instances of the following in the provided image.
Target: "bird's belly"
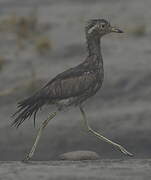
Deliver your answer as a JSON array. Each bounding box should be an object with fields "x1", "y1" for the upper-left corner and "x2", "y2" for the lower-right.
[
  {"x1": 55, "y1": 97, "x2": 77, "y2": 111},
  {"x1": 55, "y1": 74, "x2": 103, "y2": 111}
]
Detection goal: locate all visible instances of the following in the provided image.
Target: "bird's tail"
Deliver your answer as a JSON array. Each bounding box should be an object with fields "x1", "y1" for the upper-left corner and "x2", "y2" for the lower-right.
[{"x1": 12, "y1": 90, "x2": 48, "y2": 128}]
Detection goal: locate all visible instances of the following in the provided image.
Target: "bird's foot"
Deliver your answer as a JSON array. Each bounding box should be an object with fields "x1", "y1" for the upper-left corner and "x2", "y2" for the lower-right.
[
  {"x1": 22, "y1": 154, "x2": 31, "y2": 163},
  {"x1": 118, "y1": 145, "x2": 133, "y2": 157}
]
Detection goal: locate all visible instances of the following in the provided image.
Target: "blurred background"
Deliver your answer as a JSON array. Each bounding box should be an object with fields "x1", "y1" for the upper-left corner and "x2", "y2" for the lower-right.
[{"x1": 0, "y1": 0, "x2": 151, "y2": 160}]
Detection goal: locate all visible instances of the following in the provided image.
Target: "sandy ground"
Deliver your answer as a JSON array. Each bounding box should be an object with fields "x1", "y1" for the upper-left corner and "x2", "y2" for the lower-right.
[
  {"x1": 0, "y1": 0, "x2": 151, "y2": 165},
  {"x1": 0, "y1": 159, "x2": 151, "y2": 180}
]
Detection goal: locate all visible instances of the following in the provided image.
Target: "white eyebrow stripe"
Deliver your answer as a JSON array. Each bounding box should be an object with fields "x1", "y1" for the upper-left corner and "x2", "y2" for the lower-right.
[{"x1": 88, "y1": 24, "x2": 98, "y2": 34}]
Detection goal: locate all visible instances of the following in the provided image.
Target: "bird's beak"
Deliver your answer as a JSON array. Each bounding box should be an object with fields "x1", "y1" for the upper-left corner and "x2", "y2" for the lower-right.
[{"x1": 111, "y1": 27, "x2": 123, "y2": 33}]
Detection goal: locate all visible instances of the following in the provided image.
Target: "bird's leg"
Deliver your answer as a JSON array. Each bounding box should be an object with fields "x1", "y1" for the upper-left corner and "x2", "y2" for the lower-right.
[
  {"x1": 79, "y1": 106, "x2": 133, "y2": 156},
  {"x1": 23, "y1": 112, "x2": 57, "y2": 162}
]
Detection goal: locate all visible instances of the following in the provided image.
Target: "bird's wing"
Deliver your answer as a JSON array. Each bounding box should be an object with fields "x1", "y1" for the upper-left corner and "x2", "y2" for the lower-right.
[{"x1": 43, "y1": 65, "x2": 97, "y2": 100}]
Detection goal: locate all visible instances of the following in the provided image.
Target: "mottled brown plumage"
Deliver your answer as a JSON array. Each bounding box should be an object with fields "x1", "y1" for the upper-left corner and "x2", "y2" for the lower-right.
[
  {"x1": 12, "y1": 19, "x2": 133, "y2": 161},
  {"x1": 13, "y1": 19, "x2": 111, "y2": 128},
  {"x1": 12, "y1": 19, "x2": 123, "y2": 128}
]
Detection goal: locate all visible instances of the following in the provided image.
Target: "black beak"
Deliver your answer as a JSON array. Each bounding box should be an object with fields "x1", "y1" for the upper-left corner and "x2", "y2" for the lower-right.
[{"x1": 111, "y1": 27, "x2": 124, "y2": 33}]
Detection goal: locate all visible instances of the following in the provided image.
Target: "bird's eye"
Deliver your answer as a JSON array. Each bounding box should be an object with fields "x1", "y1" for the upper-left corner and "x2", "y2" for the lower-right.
[{"x1": 101, "y1": 24, "x2": 105, "y2": 29}]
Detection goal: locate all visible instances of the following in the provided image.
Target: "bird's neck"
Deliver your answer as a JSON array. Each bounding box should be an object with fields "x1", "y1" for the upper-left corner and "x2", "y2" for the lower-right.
[{"x1": 86, "y1": 35, "x2": 103, "y2": 66}]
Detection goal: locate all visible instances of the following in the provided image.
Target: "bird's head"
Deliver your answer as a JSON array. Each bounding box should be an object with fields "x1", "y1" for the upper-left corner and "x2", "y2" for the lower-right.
[{"x1": 85, "y1": 19, "x2": 123, "y2": 38}]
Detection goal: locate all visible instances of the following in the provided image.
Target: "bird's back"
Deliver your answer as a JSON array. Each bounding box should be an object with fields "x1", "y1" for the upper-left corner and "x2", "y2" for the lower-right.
[
  {"x1": 12, "y1": 18, "x2": 107, "y2": 127},
  {"x1": 43, "y1": 54, "x2": 103, "y2": 106},
  {"x1": 12, "y1": 54, "x2": 103, "y2": 127}
]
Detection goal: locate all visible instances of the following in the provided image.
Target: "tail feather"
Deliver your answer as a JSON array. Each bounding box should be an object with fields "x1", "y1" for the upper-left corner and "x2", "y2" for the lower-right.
[{"x1": 12, "y1": 91, "x2": 47, "y2": 128}]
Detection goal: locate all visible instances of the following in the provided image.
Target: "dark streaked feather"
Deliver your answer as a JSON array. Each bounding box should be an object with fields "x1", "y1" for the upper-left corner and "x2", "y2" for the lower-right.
[
  {"x1": 12, "y1": 55, "x2": 102, "y2": 128},
  {"x1": 12, "y1": 90, "x2": 47, "y2": 128}
]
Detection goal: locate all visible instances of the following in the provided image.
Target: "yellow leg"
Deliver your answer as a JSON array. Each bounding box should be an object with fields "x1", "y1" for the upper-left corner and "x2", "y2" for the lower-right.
[
  {"x1": 23, "y1": 112, "x2": 57, "y2": 162},
  {"x1": 79, "y1": 106, "x2": 133, "y2": 156}
]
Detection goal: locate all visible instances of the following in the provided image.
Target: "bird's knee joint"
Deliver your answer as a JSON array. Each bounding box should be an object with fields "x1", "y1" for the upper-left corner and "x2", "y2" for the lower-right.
[{"x1": 87, "y1": 127, "x2": 91, "y2": 132}]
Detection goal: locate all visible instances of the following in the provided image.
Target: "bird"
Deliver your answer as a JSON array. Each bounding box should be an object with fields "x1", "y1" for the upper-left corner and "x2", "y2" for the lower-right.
[{"x1": 12, "y1": 19, "x2": 133, "y2": 161}]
